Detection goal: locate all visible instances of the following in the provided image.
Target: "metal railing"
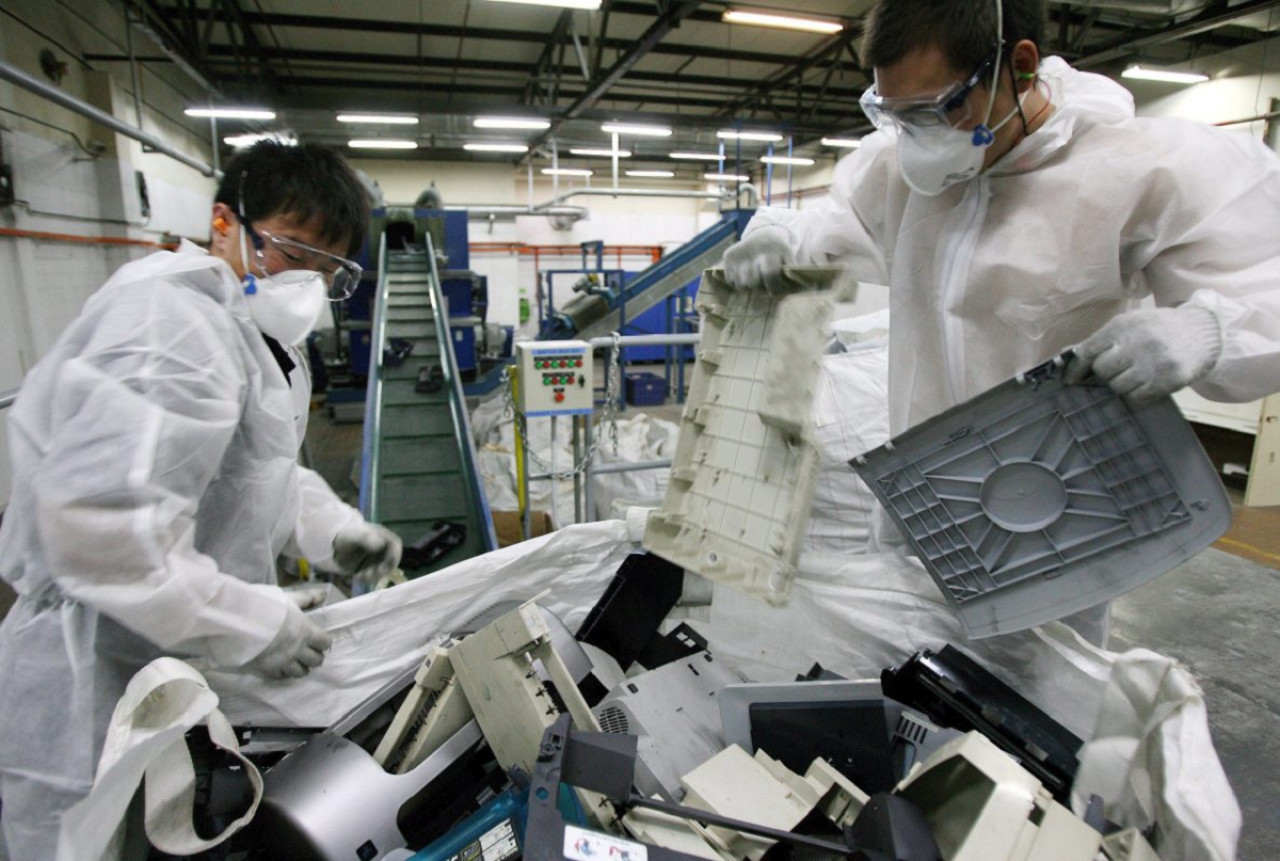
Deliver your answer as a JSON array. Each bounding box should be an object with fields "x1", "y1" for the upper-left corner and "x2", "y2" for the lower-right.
[{"x1": 424, "y1": 233, "x2": 498, "y2": 553}]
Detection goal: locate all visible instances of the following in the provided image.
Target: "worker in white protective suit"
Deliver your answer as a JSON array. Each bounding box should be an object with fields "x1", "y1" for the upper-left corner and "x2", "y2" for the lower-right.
[
  {"x1": 723, "y1": 0, "x2": 1280, "y2": 644},
  {"x1": 0, "y1": 141, "x2": 402, "y2": 859}
]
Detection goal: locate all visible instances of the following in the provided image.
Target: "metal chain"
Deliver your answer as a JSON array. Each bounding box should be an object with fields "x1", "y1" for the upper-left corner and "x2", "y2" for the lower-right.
[{"x1": 499, "y1": 344, "x2": 622, "y2": 480}]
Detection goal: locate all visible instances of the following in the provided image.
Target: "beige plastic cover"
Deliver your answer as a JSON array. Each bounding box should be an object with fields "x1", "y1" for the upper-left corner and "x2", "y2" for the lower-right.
[{"x1": 643, "y1": 267, "x2": 847, "y2": 605}]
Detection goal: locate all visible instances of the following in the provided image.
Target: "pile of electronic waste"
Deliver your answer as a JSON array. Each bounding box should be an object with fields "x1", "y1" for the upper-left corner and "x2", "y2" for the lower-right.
[{"x1": 177, "y1": 552, "x2": 1162, "y2": 861}]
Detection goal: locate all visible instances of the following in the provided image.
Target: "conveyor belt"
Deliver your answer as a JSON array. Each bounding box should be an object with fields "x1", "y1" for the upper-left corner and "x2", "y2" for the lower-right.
[
  {"x1": 360, "y1": 235, "x2": 497, "y2": 576},
  {"x1": 573, "y1": 210, "x2": 751, "y2": 341}
]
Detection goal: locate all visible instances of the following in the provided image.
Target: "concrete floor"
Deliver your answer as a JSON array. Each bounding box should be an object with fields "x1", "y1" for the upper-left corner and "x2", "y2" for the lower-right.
[{"x1": 1110, "y1": 546, "x2": 1280, "y2": 860}]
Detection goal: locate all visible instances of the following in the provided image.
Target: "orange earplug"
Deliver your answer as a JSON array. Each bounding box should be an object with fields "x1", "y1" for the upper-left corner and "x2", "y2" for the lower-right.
[{"x1": 213, "y1": 216, "x2": 230, "y2": 234}]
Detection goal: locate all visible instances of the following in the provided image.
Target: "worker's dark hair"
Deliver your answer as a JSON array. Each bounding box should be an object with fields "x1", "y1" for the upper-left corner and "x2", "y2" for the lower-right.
[
  {"x1": 860, "y1": 0, "x2": 1044, "y2": 74},
  {"x1": 215, "y1": 141, "x2": 369, "y2": 257}
]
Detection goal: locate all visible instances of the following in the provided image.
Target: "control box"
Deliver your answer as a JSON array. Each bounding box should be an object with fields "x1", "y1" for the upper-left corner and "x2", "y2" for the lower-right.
[{"x1": 514, "y1": 340, "x2": 593, "y2": 417}]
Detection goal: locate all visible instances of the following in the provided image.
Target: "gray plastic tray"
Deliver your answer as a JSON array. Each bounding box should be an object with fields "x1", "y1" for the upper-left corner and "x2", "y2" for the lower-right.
[{"x1": 851, "y1": 355, "x2": 1231, "y2": 638}]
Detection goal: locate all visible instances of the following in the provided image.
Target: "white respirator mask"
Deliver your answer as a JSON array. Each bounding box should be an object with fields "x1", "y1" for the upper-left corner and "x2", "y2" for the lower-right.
[
  {"x1": 896, "y1": 97, "x2": 1022, "y2": 197},
  {"x1": 239, "y1": 225, "x2": 327, "y2": 346}
]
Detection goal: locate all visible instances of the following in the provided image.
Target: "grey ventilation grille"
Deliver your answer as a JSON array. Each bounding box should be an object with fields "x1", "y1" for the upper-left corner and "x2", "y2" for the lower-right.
[{"x1": 595, "y1": 705, "x2": 630, "y2": 735}]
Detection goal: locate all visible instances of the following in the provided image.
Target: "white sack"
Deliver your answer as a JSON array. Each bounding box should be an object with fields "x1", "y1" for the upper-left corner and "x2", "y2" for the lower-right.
[
  {"x1": 471, "y1": 393, "x2": 679, "y2": 527},
  {"x1": 203, "y1": 520, "x2": 634, "y2": 727},
  {"x1": 805, "y1": 345, "x2": 891, "y2": 554},
  {"x1": 588, "y1": 412, "x2": 680, "y2": 519},
  {"x1": 57, "y1": 658, "x2": 263, "y2": 861}
]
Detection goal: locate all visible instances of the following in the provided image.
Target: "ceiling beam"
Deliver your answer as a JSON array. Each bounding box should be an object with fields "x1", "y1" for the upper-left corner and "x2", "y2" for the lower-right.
[
  {"x1": 156, "y1": 45, "x2": 861, "y2": 101},
  {"x1": 149, "y1": 8, "x2": 857, "y2": 71},
  {"x1": 1074, "y1": 0, "x2": 1280, "y2": 68},
  {"x1": 269, "y1": 75, "x2": 858, "y2": 121},
  {"x1": 718, "y1": 27, "x2": 866, "y2": 122}
]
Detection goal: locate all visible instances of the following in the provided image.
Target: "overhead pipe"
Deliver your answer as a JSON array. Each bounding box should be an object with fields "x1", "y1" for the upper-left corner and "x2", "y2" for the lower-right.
[
  {"x1": 533, "y1": 187, "x2": 735, "y2": 210},
  {"x1": 0, "y1": 60, "x2": 221, "y2": 178}
]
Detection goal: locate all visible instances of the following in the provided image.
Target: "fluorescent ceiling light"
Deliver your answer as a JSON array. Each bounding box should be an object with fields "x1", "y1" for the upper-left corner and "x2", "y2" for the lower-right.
[
  {"x1": 821, "y1": 137, "x2": 862, "y2": 148},
  {"x1": 475, "y1": 117, "x2": 551, "y2": 130},
  {"x1": 570, "y1": 147, "x2": 632, "y2": 157},
  {"x1": 224, "y1": 132, "x2": 296, "y2": 148},
  {"x1": 760, "y1": 156, "x2": 815, "y2": 166},
  {"x1": 1121, "y1": 66, "x2": 1209, "y2": 84},
  {"x1": 484, "y1": 0, "x2": 601, "y2": 8},
  {"x1": 464, "y1": 142, "x2": 531, "y2": 153},
  {"x1": 722, "y1": 9, "x2": 843, "y2": 34},
  {"x1": 705, "y1": 172, "x2": 750, "y2": 181},
  {"x1": 717, "y1": 129, "x2": 783, "y2": 142},
  {"x1": 348, "y1": 139, "x2": 418, "y2": 149},
  {"x1": 626, "y1": 170, "x2": 675, "y2": 178},
  {"x1": 669, "y1": 152, "x2": 723, "y2": 161},
  {"x1": 542, "y1": 168, "x2": 594, "y2": 177},
  {"x1": 336, "y1": 113, "x2": 419, "y2": 124},
  {"x1": 185, "y1": 107, "x2": 276, "y2": 120},
  {"x1": 601, "y1": 122, "x2": 672, "y2": 137}
]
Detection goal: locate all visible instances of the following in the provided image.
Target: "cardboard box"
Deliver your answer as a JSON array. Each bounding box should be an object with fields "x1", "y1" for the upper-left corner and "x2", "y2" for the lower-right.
[{"x1": 492, "y1": 510, "x2": 554, "y2": 547}]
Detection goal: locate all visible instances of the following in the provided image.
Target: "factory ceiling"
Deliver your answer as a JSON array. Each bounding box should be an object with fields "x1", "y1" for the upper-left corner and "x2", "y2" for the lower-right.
[{"x1": 77, "y1": 0, "x2": 1280, "y2": 172}]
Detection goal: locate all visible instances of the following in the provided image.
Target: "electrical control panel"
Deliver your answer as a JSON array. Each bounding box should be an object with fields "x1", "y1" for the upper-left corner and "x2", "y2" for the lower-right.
[{"x1": 515, "y1": 340, "x2": 593, "y2": 417}]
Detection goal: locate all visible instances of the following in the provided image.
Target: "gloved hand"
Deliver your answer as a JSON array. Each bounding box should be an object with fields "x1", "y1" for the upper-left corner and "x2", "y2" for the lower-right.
[
  {"x1": 246, "y1": 602, "x2": 332, "y2": 680},
  {"x1": 722, "y1": 227, "x2": 796, "y2": 293},
  {"x1": 284, "y1": 585, "x2": 330, "y2": 611},
  {"x1": 1064, "y1": 304, "x2": 1222, "y2": 402},
  {"x1": 333, "y1": 521, "x2": 403, "y2": 581}
]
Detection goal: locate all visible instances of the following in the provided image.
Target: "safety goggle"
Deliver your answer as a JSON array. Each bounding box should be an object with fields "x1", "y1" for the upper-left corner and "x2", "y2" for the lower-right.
[
  {"x1": 860, "y1": 49, "x2": 999, "y2": 133},
  {"x1": 237, "y1": 172, "x2": 363, "y2": 301},
  {"x1": 242, "y1": 223, "x2": 363, "y2": 301}
]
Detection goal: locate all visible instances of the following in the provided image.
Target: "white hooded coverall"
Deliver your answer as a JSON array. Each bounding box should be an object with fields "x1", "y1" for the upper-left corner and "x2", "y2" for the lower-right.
[
  {"x1": 0, "y1": 242, "x2": 362, "y2": 858},
  {"x1": 748, "y1": 57, "x2": 1280, "y2": 435}
]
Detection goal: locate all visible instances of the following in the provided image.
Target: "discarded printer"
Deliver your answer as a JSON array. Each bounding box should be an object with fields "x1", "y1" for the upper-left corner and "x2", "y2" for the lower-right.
[{"x1": 242, "y1": 548, "x2": 1164, "y2": 860}]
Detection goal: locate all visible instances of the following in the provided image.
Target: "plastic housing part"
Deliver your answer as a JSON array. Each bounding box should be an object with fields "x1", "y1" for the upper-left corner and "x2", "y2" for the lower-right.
[
  {"x1": 852, "y1": 355, "x2": 1231, "y2": 638},
  {"x1": 644, "y1": 267, "x2": 845, "y2": 605},
  {"x1": 591, "y1": 651, "x2": 744, "y2": 802},
  {"x1": 896, "y1": 731, "x2": 1102, "y2": 861}
]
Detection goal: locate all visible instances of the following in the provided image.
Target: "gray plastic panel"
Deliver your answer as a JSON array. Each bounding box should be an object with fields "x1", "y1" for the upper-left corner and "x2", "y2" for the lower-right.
[{"x1": 851, "y1": 355, "x2": 1231, "y2": 638}]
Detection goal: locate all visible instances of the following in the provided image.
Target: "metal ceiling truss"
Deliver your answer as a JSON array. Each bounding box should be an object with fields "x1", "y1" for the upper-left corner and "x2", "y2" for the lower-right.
[
  {"x1": 141, "y1": 0, "x2": 278, "y2": 96},
  {"x1": 116, "y1": 0, "x2": 1280, "y2": 160},
  {"x1": 1072, "y1": 0, "x2": 1280, "y2": 68}
]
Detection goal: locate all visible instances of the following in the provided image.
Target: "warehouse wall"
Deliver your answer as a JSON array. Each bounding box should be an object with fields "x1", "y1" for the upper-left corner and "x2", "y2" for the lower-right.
[{"x1": 0, "y1": 0, "x2": 217, "y2": 509}]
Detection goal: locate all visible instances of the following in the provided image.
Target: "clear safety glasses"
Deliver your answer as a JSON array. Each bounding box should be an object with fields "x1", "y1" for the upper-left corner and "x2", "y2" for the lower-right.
[
  {"x1": 242, "y1": 223, "x2": 363, "y2": 301},
  {"x1": 237, "y1": 172, "x2": 363, "y2": 301},
  {"x1": 860, "y1": 50, "x2": 999, "y2": 134}
]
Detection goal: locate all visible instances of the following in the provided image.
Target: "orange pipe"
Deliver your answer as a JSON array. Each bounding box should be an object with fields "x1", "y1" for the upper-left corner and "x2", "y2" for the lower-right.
[{"x1": 0, "y1": 226, "x2": 178, "y2": 250}]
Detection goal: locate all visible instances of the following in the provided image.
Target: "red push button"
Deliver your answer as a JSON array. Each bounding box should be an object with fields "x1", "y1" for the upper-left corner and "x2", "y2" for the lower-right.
[{"x1": 554, "y1": 392, "x2": 565, "y2": 403}]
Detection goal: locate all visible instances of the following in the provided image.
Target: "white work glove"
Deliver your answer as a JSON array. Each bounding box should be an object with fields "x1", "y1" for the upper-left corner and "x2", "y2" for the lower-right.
[
  {"x1": 245, "y1": 602, "x2": 332, "y2": 680},
  {"x1": 284, "y1": 585, "x2": 330, "y2": 611},
  {"x1": 722, "y1": 227, "x2": 796, "y2": 293},
  {"x1": 1064, "y1": 304, "x2": 1223, "y2": 402},
  {"x1": 332, "y1": 521, "x2": 403, "y2": 581}
]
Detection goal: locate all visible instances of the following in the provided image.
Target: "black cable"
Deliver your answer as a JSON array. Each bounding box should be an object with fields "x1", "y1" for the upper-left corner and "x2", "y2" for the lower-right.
[{"x1": 1007, "y1": 53, "x2": 1031, "y2": 137}]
